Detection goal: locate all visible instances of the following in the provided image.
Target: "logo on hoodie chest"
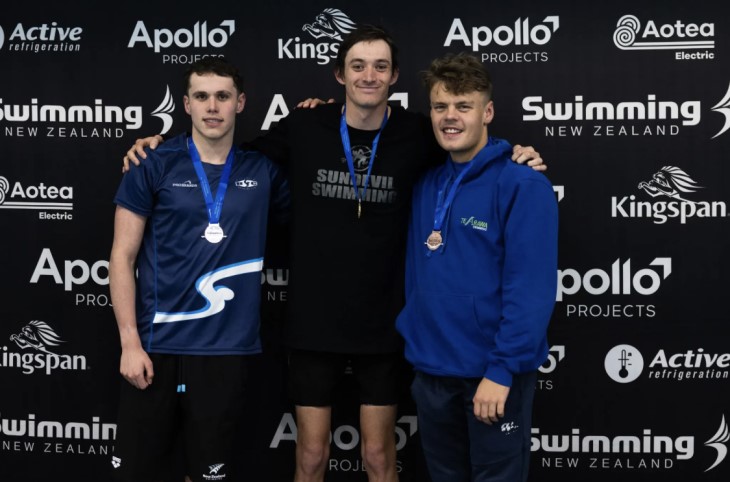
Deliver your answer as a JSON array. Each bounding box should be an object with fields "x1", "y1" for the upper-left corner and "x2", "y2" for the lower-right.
[{"x1": 460, "y1": 216, "x2": 488, "y2": 231}]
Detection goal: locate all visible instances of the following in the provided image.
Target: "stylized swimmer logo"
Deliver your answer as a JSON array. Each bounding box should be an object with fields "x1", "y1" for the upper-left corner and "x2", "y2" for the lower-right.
[{"x1": 153, "y1": 258, "x2": 263, "y2": 324}]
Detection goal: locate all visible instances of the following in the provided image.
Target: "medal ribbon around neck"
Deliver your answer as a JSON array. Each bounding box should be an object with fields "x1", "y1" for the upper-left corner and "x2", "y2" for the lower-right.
[
  {"x1": 339, "y1": 105, "x2": 389, "y2": 218},
  {"x1": 427, "y1": 159, "x2": 473, "y2": 251},
  {"x1": 188, "y1": 136, "x2": 235, "y2": 243}
]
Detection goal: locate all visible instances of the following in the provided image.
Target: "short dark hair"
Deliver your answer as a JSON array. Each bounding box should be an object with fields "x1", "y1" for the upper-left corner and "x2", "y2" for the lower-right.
[
  {"x1": 422, "y1": 53, "x2": 493, "y2": 101},
  {"x1": 183, "y1": 57, "x2": 244, "y2": 94},
  {"x1": 334, "y1": 25, "x2": 399, "y2": 76}
]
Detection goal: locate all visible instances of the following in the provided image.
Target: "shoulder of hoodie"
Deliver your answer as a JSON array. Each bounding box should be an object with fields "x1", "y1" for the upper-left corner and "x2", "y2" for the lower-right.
[{"x1": 495, "y1": 148, "x2": 553, "y2": 194}]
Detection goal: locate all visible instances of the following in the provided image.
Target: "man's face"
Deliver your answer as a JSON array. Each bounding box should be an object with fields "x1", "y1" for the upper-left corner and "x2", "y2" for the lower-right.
[
  {"x1": 336, "y1": 40, "x2": 399, "y2": 110},
  {"x1": 183, "y1": 73, "x2": 245, "y2": 143},
  {"x1": 429, "y1": 82, "x2": 493, "y2": 162}
]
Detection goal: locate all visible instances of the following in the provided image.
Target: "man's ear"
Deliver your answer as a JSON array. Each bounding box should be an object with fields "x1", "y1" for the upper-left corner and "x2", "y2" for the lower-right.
[
  {"x1": 484, "y1": 100, "x2": 494, "y2": 126},
  {"x1": 183, "y1": 95, "x2": 191, "y2": 115},
  {"x1": 237, "y1": 92, "x2": 246, "y2": 113}
]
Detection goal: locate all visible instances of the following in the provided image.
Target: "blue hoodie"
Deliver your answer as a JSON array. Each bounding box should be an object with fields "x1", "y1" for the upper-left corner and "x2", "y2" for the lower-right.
[{"x1": 396, "y1": 137, "x2": 558, "y2": 387}]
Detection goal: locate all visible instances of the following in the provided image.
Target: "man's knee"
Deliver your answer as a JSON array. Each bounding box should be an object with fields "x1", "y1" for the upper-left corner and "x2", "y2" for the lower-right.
[
  {"x1": 297, "y1": 439, "x2": 330, "y2": 474},
  {"x1": 361, "y1": 437, "x2": 395, "y2": 473}
]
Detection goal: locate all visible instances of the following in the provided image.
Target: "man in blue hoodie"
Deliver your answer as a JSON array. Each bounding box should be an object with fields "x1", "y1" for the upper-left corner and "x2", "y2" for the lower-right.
[{"x1": 395, "y1": 53, "x2": 558, "y2": 482}]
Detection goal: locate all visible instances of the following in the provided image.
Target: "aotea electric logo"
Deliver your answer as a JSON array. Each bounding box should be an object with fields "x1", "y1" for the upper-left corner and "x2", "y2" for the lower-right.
[
  {"x1": 277, "y1": 9, "x2": 356, "y2": 65},
  {"x1": 0, "y1": 175, "x2": 73, "y2": 220},
  {"x1": 1, "y1": 320, "x2": 88, "y2": 375},
  {"x1": 613, "y1": 15, "x2": 715, "y2": 61},
  {"x1": 612, "y1": 166, "x2": 727, "y2": 224}
]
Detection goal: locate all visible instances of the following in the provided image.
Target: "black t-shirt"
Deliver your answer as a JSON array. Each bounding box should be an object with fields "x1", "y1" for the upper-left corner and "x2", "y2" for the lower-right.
[{"x1": 251, "y1": 103, "x2": 444, "y2": 354}]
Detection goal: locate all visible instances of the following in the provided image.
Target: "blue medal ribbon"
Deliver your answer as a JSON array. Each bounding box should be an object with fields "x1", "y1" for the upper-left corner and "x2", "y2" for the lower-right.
[
  {"x1": 339, "y1": 105, "x2": 389, "y2": 218},
  {"x1": 188, "y1": 136, "x2": 235, "y2": 236}
]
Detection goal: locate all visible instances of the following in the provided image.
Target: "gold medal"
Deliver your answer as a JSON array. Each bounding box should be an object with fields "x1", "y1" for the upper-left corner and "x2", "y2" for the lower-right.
[{"x1": 425, "y1": 231, "x2": 443, "y2": 251}]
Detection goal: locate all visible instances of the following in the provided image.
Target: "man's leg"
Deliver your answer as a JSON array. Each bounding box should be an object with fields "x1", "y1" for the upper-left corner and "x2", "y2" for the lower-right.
[
  {"x1": 360, "y1": 404, "x2": 398, "y2": 482},
  {"x1": 410, "y1": 372, "x2": 471, "y2": 482},
  {"x1": 468, "y1": 372, "x2": 537, "y2": 482},
  {"x1": 294, "y1": 405, "x2": 332, "y2": 482}
]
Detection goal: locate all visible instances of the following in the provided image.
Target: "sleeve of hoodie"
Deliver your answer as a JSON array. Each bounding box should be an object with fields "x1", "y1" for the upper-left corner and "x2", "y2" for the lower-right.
[{"x1": 484, "y1": 169, "x2": 558, "y2": 387}]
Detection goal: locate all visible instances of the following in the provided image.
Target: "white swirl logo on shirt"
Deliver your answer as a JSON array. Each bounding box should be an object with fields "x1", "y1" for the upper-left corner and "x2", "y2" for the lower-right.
[{"x1": 153, "y1": 258, "x2": 263, "y2": 324}]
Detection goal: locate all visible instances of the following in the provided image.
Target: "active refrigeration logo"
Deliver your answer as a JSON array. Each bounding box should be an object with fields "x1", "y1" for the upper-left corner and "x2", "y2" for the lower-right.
[
  {"x1": 277, "y1": 8, "x2": 356, "y2": 65},
  {"x1": 613, "y1": 15, "x2": 715, "y2": 61},
  {"x1": 127, "y1": 19, "x2": 235, "y2": 64},
  {"x1": 1, "y1": 320, "x2": 88, "y2": 375},
  {"x1": 0, "y1": 175, "x2": 73, "y2": 221},
  {"x1": 0, "y1": 21, "x2": 82, "y2": 53},
  {"x1": 0, "y1": 411, "x2": 115, "y2": 456},
  {"x1": 611, "y1": 166, "x2": 728, "y2": 224},
  {"x1": 523, "y1": 83, "x2": 730, "y2": 139},
  {"x1": 605, "y1": 344, "x2": 729, "y2": 384},
  {"x1": 558, "y1": 257, "x2": 671, "y2": 319},
  {"x1": 533, "y1": 415, "x2": 728, "y2": 472},
  {"x1": 1, "y1": 85, "x2": 175, "y2": 139},
  {"x1": 444, "y1": 16, "x2": 559, "y2": 64}
]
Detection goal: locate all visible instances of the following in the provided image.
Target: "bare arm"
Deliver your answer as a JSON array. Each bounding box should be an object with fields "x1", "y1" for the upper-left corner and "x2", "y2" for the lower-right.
[
  {"x1": 109, "y1": 206, "x2": 154, "y2": 389},
  {"x1": 122, "y1": 135, "x2": 164, "y2": 172}
]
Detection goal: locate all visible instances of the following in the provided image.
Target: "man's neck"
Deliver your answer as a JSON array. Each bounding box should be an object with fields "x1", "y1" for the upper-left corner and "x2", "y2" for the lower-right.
[
  {"x1": 191, "y1": 131, "x2": 233, "y2": 165},
  {"x1": 344, "y1": 101, "x2": 389, "y2": 130}
]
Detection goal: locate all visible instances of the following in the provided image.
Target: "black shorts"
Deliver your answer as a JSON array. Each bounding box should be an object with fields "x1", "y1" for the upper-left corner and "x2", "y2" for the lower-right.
[
  {"x1": 287, "y1": 349, "x2": 402, "y2": 406},
  {"x1": 112, "y1": 354, "x2": 249, "y2": 482}
]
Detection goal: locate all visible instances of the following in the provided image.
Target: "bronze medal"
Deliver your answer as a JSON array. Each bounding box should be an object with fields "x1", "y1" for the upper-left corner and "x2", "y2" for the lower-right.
[{"x1": 425, "y1": 231, "x2": 443, "y2": 251}]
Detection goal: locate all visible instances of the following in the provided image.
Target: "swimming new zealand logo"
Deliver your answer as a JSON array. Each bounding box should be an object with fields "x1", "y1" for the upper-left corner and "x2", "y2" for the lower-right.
[
  {"x1": 278, "y1": 9, "x2": 356, "y2": 65},
  {"x1": 2, "y1": 320, "x2": 88, "y2": 375},
  {"x1": 705, "y1": 415, "x2": 729, "y2": 472},
  {"x1": 153, "y1": 259, "x2": 264, "y2": 324},
  {"x1": 712, "y1": 83, "x2": 730, "y2": 139},
  {"x1": 151, "y1": 85, "x2": 175, "y2": 135},
  {"x1": 611, "y1": 166, "x2": 727, "y2": 224}
]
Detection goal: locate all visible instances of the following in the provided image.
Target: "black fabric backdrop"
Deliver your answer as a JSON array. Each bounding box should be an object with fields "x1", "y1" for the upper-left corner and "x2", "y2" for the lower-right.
[{"x1": 1, "y1": 1, "x2": 729, "y2": 480}]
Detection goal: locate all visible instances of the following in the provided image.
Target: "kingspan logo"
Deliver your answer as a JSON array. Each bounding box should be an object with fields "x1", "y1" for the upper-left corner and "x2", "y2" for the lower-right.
[
  {"x1": 278, "y1": 9, "x2": 356, "y2": 65},
  {"x1": 444, "y1": 16, "x2": 559, "y2": 64},
  {"x1": 1, "y1": 85, "x2": 175, "y2": 139},
  {"x1": 1, "y1": 320, "x2": 87, "y2": 375},
  {"x1": 613, "y1": 15, "x2": 715, "y2": 61},
  {"x1": 612, "y1": 166, "x2": 727, "y2": 224},
  {"x1": 0, "y1": 175, "x2": 73, "y2": 220},
  {"x1": 0, "y1": 21, "x2": 82, "y2": 53}
]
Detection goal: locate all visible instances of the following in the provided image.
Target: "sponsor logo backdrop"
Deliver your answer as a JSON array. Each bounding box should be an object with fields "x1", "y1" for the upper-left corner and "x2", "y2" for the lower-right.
[{"x1": 1, "y1": 0, "x2": 728, "y2": 480}]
